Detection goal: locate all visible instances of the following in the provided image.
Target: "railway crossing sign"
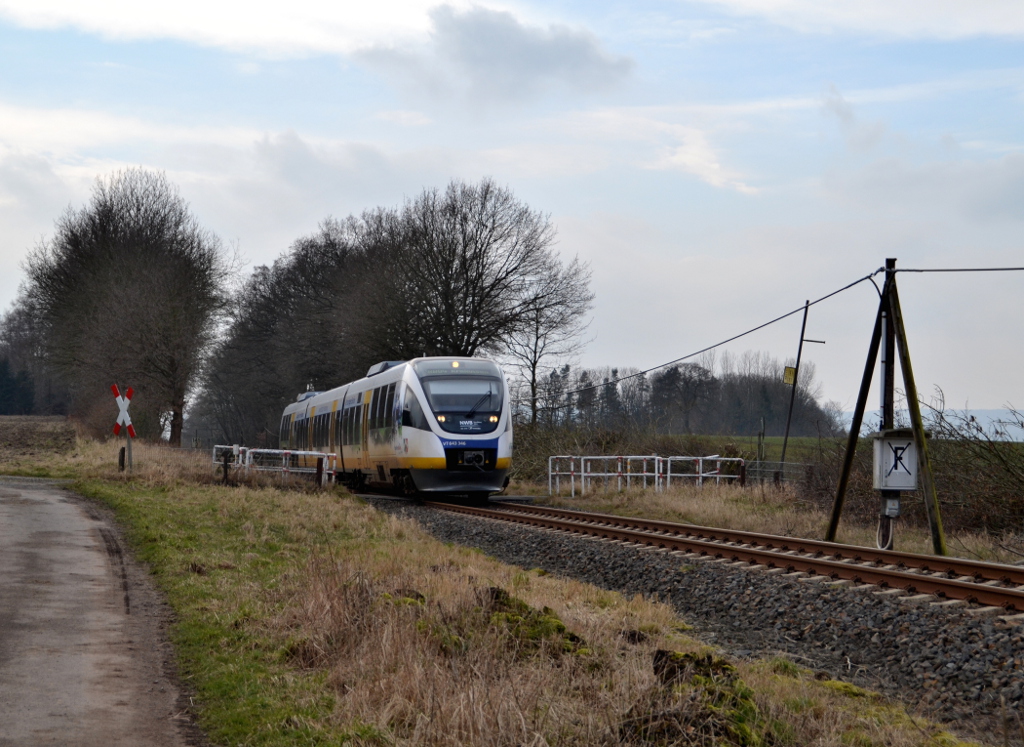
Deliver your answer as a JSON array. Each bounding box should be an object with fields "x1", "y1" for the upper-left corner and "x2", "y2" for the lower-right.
[
  {"x1": 111, "y1": 385, "x2": 136, "y2": 438},
  {"x1": 112, "y1": 384, "x2": 135, "y2": 472}
]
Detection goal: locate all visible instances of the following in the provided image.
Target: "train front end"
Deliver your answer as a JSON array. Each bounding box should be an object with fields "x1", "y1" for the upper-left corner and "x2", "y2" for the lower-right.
[{"x1": 403, "y1": 357, "x2": 512, "y2": 496}]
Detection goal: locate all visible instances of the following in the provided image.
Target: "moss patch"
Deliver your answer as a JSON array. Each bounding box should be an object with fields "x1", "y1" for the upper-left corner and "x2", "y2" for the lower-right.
[
  {"x1": 485, "y1": 586, "x2": 587, "y2": 656},
  {"x1": 622, "y1": 650, "x2": 787, "y2": 746}
]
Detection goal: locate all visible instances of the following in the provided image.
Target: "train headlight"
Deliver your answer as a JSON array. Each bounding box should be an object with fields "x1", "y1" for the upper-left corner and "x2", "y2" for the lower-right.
[
  {"x1": 489, "y1": 415, "x2": 498, "y2": 423},
  {"x1": 451, "y1": 361, "x2": 459, "y2": 368},
  {"x1": 437, "y1": 415, "x2": 446, "y2": 422}
]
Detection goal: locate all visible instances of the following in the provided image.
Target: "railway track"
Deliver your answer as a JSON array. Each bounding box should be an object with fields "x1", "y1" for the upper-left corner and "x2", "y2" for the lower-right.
[{"x1": 423, "y1": 501, "x2": 1024, "y2": 613}]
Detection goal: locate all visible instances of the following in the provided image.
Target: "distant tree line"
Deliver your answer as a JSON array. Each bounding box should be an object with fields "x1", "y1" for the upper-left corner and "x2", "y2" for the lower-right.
[
  {"x1": 0, "y1": 172, "x2": 592, "y2": 444},
  {"x1": 514, "y1": 350, "x2": 845, "y2": 439}
]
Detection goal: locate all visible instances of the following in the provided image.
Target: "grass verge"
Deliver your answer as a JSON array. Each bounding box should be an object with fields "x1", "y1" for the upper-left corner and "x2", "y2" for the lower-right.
[{"x1": 0, "y1": 429, "x2": 995, "y2": 745}]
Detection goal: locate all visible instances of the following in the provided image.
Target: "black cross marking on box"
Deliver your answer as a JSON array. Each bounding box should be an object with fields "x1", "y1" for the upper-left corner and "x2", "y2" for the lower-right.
[{"x1": 887, "y1": 442, "x2": 911, "y2": 476}]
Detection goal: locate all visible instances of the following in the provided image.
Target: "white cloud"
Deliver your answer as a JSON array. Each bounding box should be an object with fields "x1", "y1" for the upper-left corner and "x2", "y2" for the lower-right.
[
  {"x1": 359, "y1": 5, "x2": 632, "y2": 104},
  {"x1": 648, "y1": 127, "x2": 756, "y2": 192},
  {"x1": 0, "y1": 102, "x2": 261, "y2": 152},
  {"x1": 0, "y1": 0, "x2": 471, "y2": 56},
  {"x1": 554, "y1": 108, "x2": 756, "y2": 192},
  {"x1": 696, "y1": 0, "x2": 1024, "y2": 38},
  {"x1": 822, "y1": 85, "x2": 887, "y2": 152}
]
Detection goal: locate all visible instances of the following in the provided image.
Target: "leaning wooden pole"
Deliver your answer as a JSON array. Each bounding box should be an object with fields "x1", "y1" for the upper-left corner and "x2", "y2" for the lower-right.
[
  {"x1": 887, "y1": 282, "x2": 948, "y2": 556},
  {"x1": 825, "y1": 292, "x2": 885, "y2": 542}
]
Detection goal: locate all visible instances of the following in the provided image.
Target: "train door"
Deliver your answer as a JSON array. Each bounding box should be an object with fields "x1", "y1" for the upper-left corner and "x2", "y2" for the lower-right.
[
  {"x1": 335, "y1": 387, "x2": 349, "y2": 474},
  {"x1": 360, "y1": 390, "x2": 371, "y2": 471},
  {"x1": 329, "y1": 399, "x2": 339, "y2": 454}
]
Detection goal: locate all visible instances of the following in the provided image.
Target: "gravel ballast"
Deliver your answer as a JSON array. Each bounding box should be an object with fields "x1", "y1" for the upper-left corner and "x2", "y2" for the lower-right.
[{"x1": 368, "y1": 496, "x2": 1024, "y2": 737}]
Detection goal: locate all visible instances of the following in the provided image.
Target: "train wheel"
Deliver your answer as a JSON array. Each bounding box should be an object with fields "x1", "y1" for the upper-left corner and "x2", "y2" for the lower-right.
[{"x1": 395, "y1": 471, "x2": 418, "y2": 498}]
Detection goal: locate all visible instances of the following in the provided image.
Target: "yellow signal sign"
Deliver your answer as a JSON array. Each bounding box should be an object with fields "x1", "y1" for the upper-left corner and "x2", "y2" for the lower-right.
[{"x1": 783, "y1": 366, "x2": 797, "y2": 385}]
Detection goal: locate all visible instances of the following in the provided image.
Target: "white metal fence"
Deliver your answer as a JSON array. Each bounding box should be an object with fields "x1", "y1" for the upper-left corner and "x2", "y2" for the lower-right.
[
  {"x1": 212, "y1": 445, "x2": 338, "y2": 483},
  {"x1": 548, "y1": 454, "x2": 746, "y2": 496}
]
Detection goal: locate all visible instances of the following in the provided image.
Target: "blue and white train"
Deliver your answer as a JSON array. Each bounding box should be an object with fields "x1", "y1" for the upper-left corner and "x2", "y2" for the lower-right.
[{"x1": 279, "y1": 357, "x2": 512, "y2": 497}]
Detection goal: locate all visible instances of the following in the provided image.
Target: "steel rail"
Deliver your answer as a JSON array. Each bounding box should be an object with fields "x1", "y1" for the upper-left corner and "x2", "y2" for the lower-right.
[
  {"x1": 491, "y1": 502, "x2": 1024, "y2": 586},
  {"x1": 424, "y1": 502, "x2": 1024, "y2": 611}
]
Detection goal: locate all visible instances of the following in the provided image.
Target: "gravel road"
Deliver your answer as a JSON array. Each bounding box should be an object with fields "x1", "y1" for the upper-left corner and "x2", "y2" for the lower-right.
[{"x1": 0, "y1": 478, "x2": 206, "y2": 747}]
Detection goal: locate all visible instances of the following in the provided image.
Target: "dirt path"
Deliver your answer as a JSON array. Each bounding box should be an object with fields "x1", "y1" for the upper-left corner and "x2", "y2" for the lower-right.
[{"x1": 0, "y1": 478, "x2": 206, "y2": 746}]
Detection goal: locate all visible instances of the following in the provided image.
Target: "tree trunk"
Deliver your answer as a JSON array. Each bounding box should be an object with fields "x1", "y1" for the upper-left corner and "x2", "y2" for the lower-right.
[
  {"x1": 169, "y1": 398, "x2": 184, "y2": 447},
  {"x1": 530, "y1": 369, "x2": 538, "y2": 424}
]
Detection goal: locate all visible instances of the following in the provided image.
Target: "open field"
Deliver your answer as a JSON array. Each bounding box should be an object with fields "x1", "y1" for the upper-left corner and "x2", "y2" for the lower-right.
[
  {"x1": 0, "y1": 414, "x2": 77, "y2": 454},
  {"x1": 0, "y1": 418, "x2": 1004, "y2": 745}
]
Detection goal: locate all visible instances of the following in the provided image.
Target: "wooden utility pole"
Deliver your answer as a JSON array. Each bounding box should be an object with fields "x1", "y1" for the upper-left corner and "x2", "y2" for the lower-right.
[
  {"x1": 888, "y1": 281, "x2": 947, "y2": 555},
  {"x1": 779, "y1": 300, "x2": 809, "y2": 468},
  {"x1": 825, "y1": 260, "x2": 947, "y2": 555},
  {"x1": 878, "y1": 259, "x2": 898, "y2": 550},
  {"x1": 825, "y1": 295, "x2": 884, "y2": 543}
]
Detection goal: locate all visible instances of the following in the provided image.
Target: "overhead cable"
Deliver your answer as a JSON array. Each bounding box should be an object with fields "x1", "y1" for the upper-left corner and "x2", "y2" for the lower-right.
[
  {"x1": 549, "y1": 267, "x2": 885, "y2": 401},
  {"x1": 895, "y1": 266, "x2": 1024, "y2": 273}
]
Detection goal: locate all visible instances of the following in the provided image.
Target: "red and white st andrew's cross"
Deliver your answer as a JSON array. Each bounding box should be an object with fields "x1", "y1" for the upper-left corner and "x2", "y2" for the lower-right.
[{"x1": 111, "y1": 385, "x2": 136, "y2": 439}]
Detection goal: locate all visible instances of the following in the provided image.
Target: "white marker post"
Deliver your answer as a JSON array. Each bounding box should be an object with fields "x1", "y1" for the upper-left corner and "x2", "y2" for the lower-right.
[{"x1": 111, "y1": 385, "x2": 136, "y2": 471}]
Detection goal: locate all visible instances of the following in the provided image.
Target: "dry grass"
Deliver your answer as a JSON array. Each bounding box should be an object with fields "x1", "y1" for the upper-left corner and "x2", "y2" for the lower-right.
[
  {"x1": 0, "y1": 427, "x2": 995, "y2": 745},
  {"x1": 280, "y1": 544, "x2": 687, "y2": 745},
  {"x1": 274, "y1": 507, "x2": 979, "y2": 746}
]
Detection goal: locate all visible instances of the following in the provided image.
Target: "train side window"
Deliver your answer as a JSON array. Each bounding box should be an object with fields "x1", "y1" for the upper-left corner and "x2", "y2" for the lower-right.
[
  {"x1": 384, "y1": 383, "x2": 395, "y2": 428},
  {"x1": 402, "y1": 387, "x2": 429, "y2": 430},
  {"x1": 374, "y1": 388, "x2": 384, "y2": 430}
]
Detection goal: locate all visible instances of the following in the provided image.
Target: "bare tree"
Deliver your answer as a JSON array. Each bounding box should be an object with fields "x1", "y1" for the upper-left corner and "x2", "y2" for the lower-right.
[
  {"x1": 369, "y1": 178, "x2": 560, "y2": 358},
  {"x1": 505, "y1": 255, "x2": 593, "y2": 423},
  {"x1": 194, "y1": 178, "x2": 594, "y2": 443},
  {"x1": 22, "y1": 169, "x2": 230, "y2": 444}
]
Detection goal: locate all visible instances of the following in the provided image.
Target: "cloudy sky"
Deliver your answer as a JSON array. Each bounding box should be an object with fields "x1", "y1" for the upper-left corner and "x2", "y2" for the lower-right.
[{"x1": 0, "y1": 0, "x2": 1022, "y2": 412}]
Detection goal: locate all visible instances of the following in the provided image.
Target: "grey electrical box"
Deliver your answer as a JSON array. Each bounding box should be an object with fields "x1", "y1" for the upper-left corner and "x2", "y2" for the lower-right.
[{"x1": 870, "y1": 429, "x2": 918, "y2": 490}]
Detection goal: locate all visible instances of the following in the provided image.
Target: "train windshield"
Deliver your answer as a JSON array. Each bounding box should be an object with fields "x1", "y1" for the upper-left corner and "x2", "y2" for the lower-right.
[
  {"x1": 420, "y1": 378, "x2": 502, "y2": 413},
  {"x1": 412, "y1": 359, "x2": 504, "y2": 434}
]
